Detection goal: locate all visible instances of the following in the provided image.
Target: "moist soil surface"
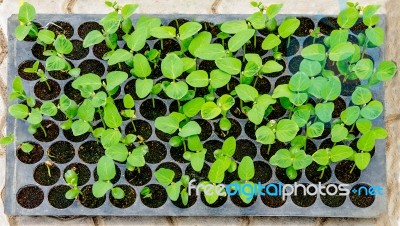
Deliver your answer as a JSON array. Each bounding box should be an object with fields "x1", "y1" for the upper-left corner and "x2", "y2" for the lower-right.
[
  {"x1": 144, "y1": 140, "x2": 167, "y2": 163},
  {"x1": 33, "y1": 120, "x2": 59, "y2": 142},
  {"x1": 48, "y1": 21, "x2": 74, "y2": 38},
  {"x1": 94, "y1": 164, "x2": 121, "y2": 184},
  {"x1": 275, "y1": 167, "x2": 302, "y2": 184},
  {"x1": 63, "y1": 127, "x2": 90, "y2": 142},
  {"x1": 214, "y1": 118, "x2": 241, "y2": 139},
  {"x1": 294, "y1": 17, "x2": 315, "y2": 37},
  {"x1": 79, "y1": 185, "x2": 106, "y2": 208},
  {"x1": 171, "y1": 192, "x2": 197, "y2": 208},
  {"x1": 290, "y1": 184, "x2": 317, "y2": 207},
  {"x1": 64, "y1": 163, "x2": 91, "y2": 186},
  {"x1": 48, "y1": 185, "x2": 74, "y2": 209},
  {"x1": 79, "y1": 59, "x2": 105, "y2": 76},
  {"x1": 125, "y1": 120, "x2": 152, "y2": 141},
  {"x1": 305, "y1": 162, "x2": 332, "y2": 184},
  {"x1": 33, "y1": 162, "x2": 61, "y2": 186},
  {"x1": 109, "y1": 184, "x2": 136, "y2": 208},
  {"x1": 232, "y1": 139, "x2": 257, "y2": 161},
  {"x1": 139, "y1": 99, "x2": 167, "y2": 120},
  {"x1": 261, "y1": 184, "x2": 287, "y2": 208},
  {"x1": 320, "y1": 183, "x2": 346, "y2": 208},
  {"x1": 17, "y1": 142, "x2": 43, "y2": 164},
  {"x1": 18, "y1": 60, "x2": 44, "y2": 80},
  {"x1": 140, "y1": 184, "x2": 167, "y2": 208},
  {"x1": 204, "y1": 140, "x2": 222, "y2": 163},
  {"x1": 253, "y1": 161, "x2": 273, "y2": 184},
  {"x1": 47, "y1": 141, "x2": 75, "y2": 164},
  {"x1": 260, "y1": 141, "x2": 288, "y2": 161},
  {"x1": 78, "y1": 141, "x2": 105, "y2": 164},
  {"x1": 231, "y1": 195, "x2": 257, "y2": 207},
  {"x1": 156, "y1": 162, "x2": 182, "y2": 182},
  {"x1": 335, "y1": 160, "x2": 361, "y2": 183},
  {"x1": 65, "y1": 40, "x2": 89, "y2": 60},
  {"x1": 78, "y1": 21, "x2": 102, "y2": 39},
  {"x1": 34, "y1": 80, "x2": 61, "y2": 100},
  {"x1": 349, "y1": 184, "x2": 375, "y2": 208},
  {"x1": 17, "y1": 185, "x2": 44, "y2": 209},
  {"x1": 170, "y1": 146, "x2": 189, "y2": 163},
  {"x1": 125, "y1": 164, "x2": 152, "y2": 186}
]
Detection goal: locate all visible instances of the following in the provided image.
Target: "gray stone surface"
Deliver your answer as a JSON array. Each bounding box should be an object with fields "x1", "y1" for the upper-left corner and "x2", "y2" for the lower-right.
[{"x1": 0, "y1": 0, "x2": 399, "y2": 225}]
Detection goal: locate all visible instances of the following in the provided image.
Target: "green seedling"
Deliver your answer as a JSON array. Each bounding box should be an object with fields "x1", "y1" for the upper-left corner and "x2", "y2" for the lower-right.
[
  {"x1": 64, "y1": 168, "x2": 81, "y2": 200},
  {"x1": 93, "y1": 155, "x2": 125, "y2": 199},
  {"x1": 140, "y1": 186, "x2": 152, "y2": 199},
  {"x1": 23, "y1": 60, "x2": 51, "y2": 90},
  {"x1": 270, "y1": 146, "x2": 312, "y2": 180},
  {"x1": 155, "y1": 168, "x2": 191, "y2": 205},
  {"x1": 230, "y1": 156, "x2": 255, "y2": 203},
  {"x1": 121, "y1": 94, "x2": 137, "y2": 131},
  {"x1": 312, "y1": 145, "x2": 354, "y2": 178},
  {"x1": 208, "y1": 137, "x2": 237, "y2": 184},
  {"x1": 15, "y1": 1, "x2": 38, "y2": 41},
  {"x1": 0, "y1": 134, "x2": 34, "y2": 153}
]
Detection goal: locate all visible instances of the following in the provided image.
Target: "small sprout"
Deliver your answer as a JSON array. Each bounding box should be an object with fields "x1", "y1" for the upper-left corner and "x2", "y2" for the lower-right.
[
  {"x1": 45, "y1": 160, "x2": 54, "y2": 177},
  {"x1": 140, "y1": 186, "x2": 152, "y2": 199},
  {"x1": 64, "y1": 168, "x2": 81, "y2": 200}
]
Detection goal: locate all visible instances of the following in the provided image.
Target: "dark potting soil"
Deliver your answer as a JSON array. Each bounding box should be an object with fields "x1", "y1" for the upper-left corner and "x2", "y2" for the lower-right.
[
  {"x1": 303, "y1": 36, "x2": 326, "y2": 48},
  {"x1": 198, "y1": 60, "x2": 218, "y2": 72},
  {"x1": 200, "y1": 193, "x2": 227, "y2": 208},
  {"x1": 305, "y1": 162, "x2": 332, "y2": 184},
  {"x1": 140, "y1": 99, "x2": 167, "y2": 120},
  {"x1": 348, "y1": 34, "x2": 359, "y2": 45},
  {"x1": 33, "y1": 120, "x2": 59, "y2": 142},
  {"x1": 244, "y1": 36, "x2": 268, "y2": 56},
  {"x1": 125, "y1": 119, "x2": 152, "y2": 140},
  {"x1": 214, "y1": 118, "x2": 242, "y2": 139},
  {"x1": 144, "y1": 140, "x2": 167, "y2": 164},
  {"x1": 203, "y1": 140, "x2": 221, "y2": 163},
  {"x1": 65, "y1": 40, "x2": 89, "y2": 60},
  {"x1": 78, "y1": 21, "x2": 102, "y2": 39},
  {"x1": 260, "y1": 141, "x2": 288, "y2": 161},
  {"x1": 313, "y1": 123, "x2": 331, "y2": 140},
  {"x1": 194, "y1": 119, "x2": 212, "y2": 141},
  {"x1": 48, "y1": 185, "x2": 74, "y2": 209},
  {"x1": 140, "y1": 184, "x2": 167, "y2": 208},
  {"x1": 33, "y1": 162, "x2": 61, "y2": 186},
  {"x1": 51, "y1": 99, "x2": 68, "y2": 121},
  {"x1": 319, "y1": 138, "x2": 343, "y2": 149},
  {"x1": 349, "y1": 183, "x2": 375, "y2": 208},
  {"x1": 232, "y1": 139, "x2": 257, "y2": 161},
  {"x1": 63, "y1": 127, "x2": 90, "y2": 142},
  {"x1": 350, "y1": 18, "x2": 368, "y2": 35},
  {"x1": 288, "y1": 55, "x2": 303, "y2": 74},
  {"x1": 153, "y1": 39, "x2": 181, "y2": 58},
  {"x1": 223, "y1": 170, "x2": 240, "y2": 184},
  {"x1": 278, "y1": 37, "x2": 300, "y2": 57},
  {"x1": 200, "y1": 21, "x2": 220, "y2": 37},
  {"x1": 125, "y1": 164, "x2": 152, "y2": 186},
  {"x1": 23, "y1": 22, "x2": 42, "y2": 42},
  {"x1": 275, "y1": 167, "x2": 302, "y2": 184},
  {"x1": 171, "y1": 192, "x2": 197, "y2": 208},
  {"x1": 350, "y1": 139, "x2": 375, "y2": 157},
  {"x1": 274, "y1": 75, "x2": 291, "y2": 87},
  {"x1": 294, "y1": 17, "x2": 315, "y2": 37},
  {"x1": 345, "y1": 123, "x2": 360, "y2": 137},
  {"x1": 290, "y1": 184, "x2": 317, "y2": 207},
  {"x1": 148, "y1": 64, "x2": 163, "y2": 79},
  {"x1": 335, "y1": 160, "x2": 361, "y2": 183},
  {"x1": 18, "y1": 60, "x2": 44, "y2": 80},
  {"x1": 168, "y1": 18, "x2": 190, "y2": 30},
  {"x1": 34, "y1": 79, "x2": 61, "y2": 100},
  {"x1": 94, "y1": 165, "x2": 121, "y2": 184},
  {"x1": 64, "y1": 80, "x2": 84, "y2": 104},
  {"x1": 155, "y1": 128, "x2": 176, "y2": 142},
  {"x1": 17, "y1": 185, "x2": 44, "y2": 209},
  {"x1": 231, "y1": 195, "x2": 257, "y2": 208},
  {"x1": 78, "y1": 141, "x2": 105, "y2": 164},
  {"x1": 31, "y1": 43, "x2": 55, "y2": 60},
  {"x1": 110, "y1": 184, "x2": 136, "y2": 208},
  {"x1": 244, "y1": 121, "x2": 262, "y2": 140},
  {"x1": 185, "y1": 164, "x2": 210, "y2": 184},
  {"x1": 48, "y1": 21, "x2": 74, "y2": 38},
  {"x1": 170, "y1": 146, "x2": 189, "y2": 163},
  {"x1": 304, "y1": 140, "x2": 317, "y2": 155},
  {"x1": 266, "y1": 102, "x2": 287, "y2": 119},
  {"x1": 64, "y1": 163, "x2": 91, "y2": 186},
  {"x1": 324, "y1": 59, "x2": 340, "y2": 75},
  {"x1": 320, "y1": 183, "x2": 346, "y2": 208},
  {"x1": 216, "y1": 78, "x2": 239, "y2": 98},
  {"x1": 93, "y1": 41, "x2": 111, "y2": 60},
  {"x1": 17, "y1": 142, "x2": 43, "y2": 164},
  {"x1": 260, "y1": 184, "x2": 286, "y2": 208},
  {"x1": 339, "y1": 75, "x2": 361, "y2": 96},
  {"x1": 124, "y1": 78, "x2": 142, "y2": 100},
  {"x1": 253, "y1": 161, "x2": 272, "y2": 184},
  {"x1": 262, "y1": 56, "x2": 286, "y2": 77},
  {"x1": 79, "y1": 59, "x2": 106, "y2": 76},
  {"x1": 100, "y1": 80, "x2": 121, "y2": 98},
  {"x1": 168, "y1": 100, "x2": 179, "y2": 113},
  {"x1": 114, "y1": 98, "x2": 131, "y2": 121},
  {"x1": 156, "y1": 162, "x2": 182, "y2": 182},
  {"x1": 79, "y1": 185, "x2": 106, "y2": 208},
  {"x1": 318, "y1": 17, "x2": 339, "y2": 35},
  {"x1": 332, "y1": 97, "x2": 347, "y2": 118},
  {"x1": 252, "y1": 76, "x2": 271, "y2": 94},
  {"x1": 48, "y1": 61, "x2": 73, "y2": 80}
]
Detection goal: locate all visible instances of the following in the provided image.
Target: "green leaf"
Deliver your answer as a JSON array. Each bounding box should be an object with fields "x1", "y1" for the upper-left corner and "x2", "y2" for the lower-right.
[
  {"x1": 356, "y1": 118, "x2": 372, "y2": 134},
  {"x1": 320, "y1": 76, "x2": 341, "y2": 101},
  {"x1": 306, "y1": 122, "x2": 324, "y2": 138},
  {"x1": 40, "y1": 102, "x2": 57, "y2": 116},
  {"x1": 247, "y1": 11, "x2": 266, "y2": 29},
  {"x1": 92, "y1": 180, "x2": 113, "y2": 198},
  {"x1": 238, "y1": 156, "x2": 254, "y2": 181},
  {"x1": 100, "y1": 12, "x2": 121, "y2": 34},
  {"x1": 372, "y1": 127, "x2": 387, "y2": 139},
  {"x1": 121, "y1": 4, "x2": 138, "y2": 19},
  {"x1": 201, "y1": 102, "x2": 221, "y2": 120},
  {"x1": 331, "y1": 145, "x2": 353, "y2": 162},
  {"x1": 0, "y1": 134, "x2": 14, "y2": 145},
  {"x1": 301, "y1": 44, "x2": 326, "y2": 61},
  {"x1": 215, "y1": 57, "x2": 242, "y2": 75},
  {"x1": 329, "y1": 42, "x2": 355, "y2": 61},
  {"x1": 307, "y1": 77, "x2": 325, "y2": 99},
  {"x1": 97, "y1": 155, "x2": 116, "y2": 181},
  {"x1": 278, "y1": 18, "x2": 300, "y2": 38},
  {"x1": 353, "y1": 58, "x2": 374, "y2": 80},
  {"x1": 186, "y1": 70, "x2": 209, "y2": 87},
  {"x1": 83, "y1": 30, "x2": 104, "y2": 48},
  {"x1": 161, "y1": 53, "x2": 184, "y2": 79},
  {"x1": 179, "y1": 121, "x2": 201, "y2": 138},
  {"x1": 357, "y1": 131, "x2": 375, "y2": 152},
  {"x1": 272, "y1": 84, "x2": 292, "y2": 98},
  {"x1": 150, "y1": 26, "x2": 176, "y2": 39},
  {"x1": 54, "y1": 35, "x2": 73, "y2": 54},
  {"x1": 270, "y1": 149, "x2": 292, "y2": 168},
  {"x1": 256, "y1": 126, "x2": 275, "y2": 145},
  {"x1": 183, "y1": 97, "x2": 205, "y2": 118},
  {"x1": 315, "y1": 102, "x2": 334, "y2": 123},
  {"x1": 111, "y1": 187, "x2": 125, "y2": 199},
  {"x1": 221, "y1": 136, "x2": 236, "y2": 157},
  {"x1": 228, "y1": 29, "x2": 255, "y2": 52},
  {"x1": 360, "y1": 100, "x2": 383, "y2": 120},
  {"x1": 15, "y1": 25, "x2": 31, "y2": 41},
  {"x1": 37, "y1": 29, "x2": 55, "y2": 45},
  {"x1": 292, "y1": 108, "x2": 311, "y2": 127},
  {"x1": 340, "y1": 106, "x2": 360, "y2": 125},
  {"x1": 337, "y1": 7, "x2": 359, "y2": 28},
  {"x1": 299, "y1": 59, "x2": 321, "y2": 77},
  {"x1": 208, "y1": 157, "x2": 231, "y2": 183},
  {"x1": 167, "y1": 181, "x2": 182, "y2": 201},
  {"x1": 289, "y1": 92, "x2": 308, "y2": 106},
  {"x1": 243, "y1": 62, "x2": 260, "y2": 77},
  {"x1": 289, "y1": 72, "x2": 310, "y2": 91},
  {"x1": 179, "y1": 22, "x2": 202, "y2": 40},
  {"x1": 190, "y1": 150, "x2": 206, "y2": 172},
  {"x1": 331, "y1": 124, "x2": 348, "y2": 142},
  {"x1": 366, "y1": 27, "x2": 384, "y2": 46},
  {"x1": 210, "y1": 69, "x2": 231, "y2": 88},
  {"x1": 292, "y1": 150, "x2": 312, "y2": 170},
  {"x1": 124, "y1": 29, "x2": 147, "y2": 51},
  {"x1": 155, "y1": 168, "x2": 175, "y2": 186},
  {"x1": 71, "y1": 119, "x2": 90, "y2": 136},
  {"x1": 354, "y1": 153, "x2": 371, "y2": 170},
  {"x1": 101, "y1": 129, "x2": 121, "y2": 149},
  {"x1": 351, "y1": 86, "x2": 372, "y2": 105},
  {"x1": 188, "y1": 31, "x2": 212, "y2": 56},
  {"x1": 220, "y1": 20, "x2": 247, "y2": 34},
  {"x1": 92, "y1": 92, "x2": 107, "y2": 108},
  {"x1": 135, "y1": 79, "x2": 153, "y2": 98},
  {"x1": 375, "y1": 61, "x2": 397, "y2": 81},
  {"x1": 64, "y1": 170, "x2": 78, "y2": 187},
  {"x1": 46, "y1": 55, "x2": 69, "y2": 71},
  {"x1": 235, "y1": 84, "x2": 258, "y2": 102},
  {"x1": 123, "y1": 94, "x2": 135, "y2": 109},
  {"x1": 262, "y1": 34, "x2": 281, "y2": 50},
  {"x1": 104, "y1": 100, "x2": 122, "y2": 128},
  {"x1": 312, "y1": 149, "x2": 330, "y2": 165},
  {"x1": 155, "y1": 116, "x2": 180, "y2": 134},
  {"x1": 187, "y1": 135, "x2": 202, "y2": 151},
  {"x1": 65, "y1": 188, "x2": 80, "y2": 200},
  {"x1": 165, "y1": 81, "x2": 188, "y2": 100},
  {"x1": 77, "y1": 99, "x2": 95, "y2": 122},
  {"x1": 127, "y1": 146, "x2": 148, "y2": 167},
  {"x1": 194, "y1": 44, "x2": 225, "y2": 60},
  {"x1": 8, "y1": 104, "x2": 29, "y2": 119},
  {"x1": 18, "y1": 2, "x2": 36, "y2": 23},
  {"x1": 276, "y1": 119, "x2": 299, "y2": 142},
  {"x1": 105, "y1": 143, "x2": 128, "y2": 162},
  {"x1": 108, "y1": 49, "x2": 133, "y2": 65},
  {"x1": 330, "y1": 30, "x2": 349, "y2": 48},
  {"x1": 261, "y1": 60, "x2": 283, "y2": 74},
  {"x1": 132, "y1": 53, "x2": 151, "y2": 78},
  {"x1": 266, "y1": 3, "x2": 283, "y2": 19}
]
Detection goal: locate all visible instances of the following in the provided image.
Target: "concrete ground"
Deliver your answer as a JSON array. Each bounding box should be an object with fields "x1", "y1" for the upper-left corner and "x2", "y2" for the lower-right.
[{"x1": 0, "y1": 0, "x2": 399, "y2": 225}]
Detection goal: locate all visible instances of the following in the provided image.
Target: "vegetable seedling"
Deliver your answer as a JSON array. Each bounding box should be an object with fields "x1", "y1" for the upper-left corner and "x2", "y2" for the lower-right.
[
  {"x1": 155, "y1": 168, "x2": 191, "y2": 205},
  {"x1": 64, "y1": 168, "x2": 81, "y2": 200},
  {"x1": 270, "y1": 146, "x2": 312, "y2": 180}
]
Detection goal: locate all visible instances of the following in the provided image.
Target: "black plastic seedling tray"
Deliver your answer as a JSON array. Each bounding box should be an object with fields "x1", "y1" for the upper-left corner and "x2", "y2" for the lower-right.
[{"x1": 5, "y1": 14, "x2": 387, "y2": 217}]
